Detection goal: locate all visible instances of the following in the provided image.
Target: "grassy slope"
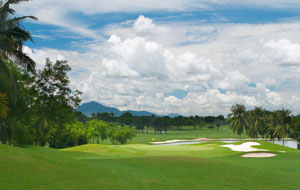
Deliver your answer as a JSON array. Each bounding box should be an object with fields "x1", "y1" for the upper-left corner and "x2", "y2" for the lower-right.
[{"x1": 1, "y1": 141, "x2": 300, "y2": 190}]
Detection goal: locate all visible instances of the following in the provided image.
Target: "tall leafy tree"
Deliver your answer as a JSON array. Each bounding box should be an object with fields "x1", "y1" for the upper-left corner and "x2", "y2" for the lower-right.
[
  {"x1": 0, "y1": 0, "x2": 37, "y2": 144},
  {"x1": 275, "y1": 109, "x2": 292, "y2": 146},
  {"x1": 33, "y1": 116, "x2": 49, "y2": 146},
  {"x1": 247, "y1": 107, "x2": 265, "y2": 139},
  {"x1": 228, "y1": 104, "x2": 247, "y2": 141},
  {"x1": 0, "y1": 0, "x2": 37, "y2": 73},
  {"x1": 33, "y1": 59, "x2": 82, "y2": 148},
  {"x1": 266, "y1": 112, "x2": 279, "y2": 143}
]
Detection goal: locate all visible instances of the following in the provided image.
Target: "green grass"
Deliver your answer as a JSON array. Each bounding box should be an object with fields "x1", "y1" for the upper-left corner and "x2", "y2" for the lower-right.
[
  {"x1": 95, "y1": 125, "x2": 248, "y2": 144},
  {"x1": 1, "y1": 139, "x2": 300, "y2": 190}
]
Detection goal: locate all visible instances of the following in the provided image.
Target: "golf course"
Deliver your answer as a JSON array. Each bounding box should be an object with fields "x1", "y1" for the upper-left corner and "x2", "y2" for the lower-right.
[
  {"x1": 1, "y1": 127, "x2": 300, "y2": 190},
  {"x1": 2, "y1": 1, "x2": 300, "y2": 190}
]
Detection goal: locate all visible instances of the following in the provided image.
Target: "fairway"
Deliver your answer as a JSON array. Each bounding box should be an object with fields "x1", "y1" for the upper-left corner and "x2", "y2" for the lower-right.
[
  {"x1": 92, "y1": 126, "x2": 248, "y2": 144},
  {"x1": 1, "y1": 141, "x2": 300, "y2": 190}
]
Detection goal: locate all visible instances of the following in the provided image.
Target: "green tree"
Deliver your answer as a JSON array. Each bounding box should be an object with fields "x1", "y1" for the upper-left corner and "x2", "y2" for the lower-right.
[
  {"x1": 214, "y1": 119, "x2": 222, "y2": 130},
  {"x1": 33, "y1": 116, "x2": 49, "y2": 146},
  {"x1": 0, "y1": 0, "x2": 37, "y2": 144},
  {"x1": 275, "y1": 109, "x2": 292, "y2": 146},
  {"x1": 290, "y1": 116, "x2": 300, "y2": 149},
  {"x1": 247, "y1": 107, "x2": 265, "y2": 139},
  {"x1": 86, "y1": 120, "x2": 109, "y2": 143},
  {"x1": 134, "y1": 116, "x2": 145, "y2": 133},
  {"x1": 86, "y1": 120, "x2": 98, "y2": 143},
  {"x1": 0, "y1": 93, "x2": 8, "y2": 118},
  {"x1": 33, "y1": 59, "x2": 82, "y2": 148},
  {"x1": 110, "y1": 126, "x2": 136, "y2": 145},
  {"x1": 0, "y1": 63, "x2": 35, "y2": 144},
  {"x1": 266, "y1": 112, "x2": 279, "y2": 143},
  {"x1": 70, "y1": 122, "x2": 87, "y2": 146},
  {"x1": 0, "y1": 0, "x2": 37, "y2": 73},
  {"x1": 228, "y1": 104, "x2": 247, "y2": 141},
  {"x1": 118, "y1": 112, "x2": 133, "y2": 125}
]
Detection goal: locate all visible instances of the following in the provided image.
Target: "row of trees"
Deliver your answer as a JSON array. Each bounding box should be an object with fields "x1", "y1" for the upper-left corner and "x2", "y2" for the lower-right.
[
  {"x1": 229, "y1": 104, "x2": 300, "y2": 148},
  {"x1": 85, "y1": 120, "x2": 136, "y2": 145},
  {"x1": 1, "y1": 56, "x2": 137, "y2": 148},
  {"x1": 91, "y1": 112, "x2": 226, "y2": 134},
  {"x1": 0, "y1": 0, "x2": 137, "y2": 148}
]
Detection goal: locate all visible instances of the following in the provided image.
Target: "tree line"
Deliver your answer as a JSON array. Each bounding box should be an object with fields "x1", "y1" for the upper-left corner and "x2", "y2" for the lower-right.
[
  {"x1": 0, "y1": 0, "x2": 136, "y2": 148},
  {"x1": 89, "y1": 112, "x2": 226, "y2": 133},
  {"x1": 0, "y1": 57, "x2": 137, "y2": 148},
  {"x1": 228, "y1": 104, "x2": 300, "y2": 149}
]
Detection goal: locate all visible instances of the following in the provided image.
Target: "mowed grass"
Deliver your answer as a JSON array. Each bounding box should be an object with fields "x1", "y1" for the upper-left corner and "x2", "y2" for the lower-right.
[
  {"x1": 95, "y1": 125, "x2": 248, "y2": 144},
  {"x1": 1, "y1": 140, "x2": 300, "y2": 190}
]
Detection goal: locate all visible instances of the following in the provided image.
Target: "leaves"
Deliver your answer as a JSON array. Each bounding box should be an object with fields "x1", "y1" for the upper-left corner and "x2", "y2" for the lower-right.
[
  {"x1": 0, "y1": 93, "x2": 9, "y2": 118},
  {"x1": 229, "y1": 104, "x2": 247, "y2": 137},
  {"x1": 0, "y1": 0, "x2": 37, "y2": 74}
]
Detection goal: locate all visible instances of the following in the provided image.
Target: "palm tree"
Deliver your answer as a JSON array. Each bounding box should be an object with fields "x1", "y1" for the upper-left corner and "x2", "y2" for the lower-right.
[
  {"x1": 0, "y1": 0, "x2": 36, "y2": 144},
  {"x1": 267, "y1": 112, "x2": 279, "y2": 143},
  {"x1": 228, "y1": 104, "x2": 247, "y2": 141},
  {"x1": 275, "y1": 109, "x2": 292, "y2": 146},
  {"x1": 247, "y1": 107, "x2": 265, "y2": 139},
  {"x1": 0, "y1": 0, "x2": 37, "y2": 73},
  {"x1": 290, "y1": 116, "x2": 300, "y2": 149}
]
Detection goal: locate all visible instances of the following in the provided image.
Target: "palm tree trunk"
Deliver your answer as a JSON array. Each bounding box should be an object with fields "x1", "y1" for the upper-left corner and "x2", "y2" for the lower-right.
[
  {"x1": 1, "y1": 120, "x2": 6, "y2": 144},
  {"x1": 282, "y1": 138, "x2": 285, "y2": 146}
]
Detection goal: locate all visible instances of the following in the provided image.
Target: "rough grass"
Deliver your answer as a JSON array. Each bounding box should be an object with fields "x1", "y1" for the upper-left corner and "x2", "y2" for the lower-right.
[{"x1": 1, "y1": 140, "x2": 300, "y2": 190}]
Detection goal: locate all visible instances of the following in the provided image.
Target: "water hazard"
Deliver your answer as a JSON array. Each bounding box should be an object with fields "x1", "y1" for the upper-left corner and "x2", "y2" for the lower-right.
[{"x1": 158, "y1": 140, "x2": 298, "y2": 149}]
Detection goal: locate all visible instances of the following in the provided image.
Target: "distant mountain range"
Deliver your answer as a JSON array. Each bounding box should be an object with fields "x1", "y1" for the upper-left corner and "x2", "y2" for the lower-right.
[{"x1": 77, "y1": 101, "x2": 181, "y2": 117}]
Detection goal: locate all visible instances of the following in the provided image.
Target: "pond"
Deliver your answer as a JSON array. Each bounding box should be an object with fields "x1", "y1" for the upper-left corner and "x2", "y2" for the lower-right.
[{"x1": 158, "y1": 140, "x2": 299, "y2": 149}]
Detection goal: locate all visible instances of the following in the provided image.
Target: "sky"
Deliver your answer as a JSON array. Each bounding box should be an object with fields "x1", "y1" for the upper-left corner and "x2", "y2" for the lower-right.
[{"x1": 13, "y1": 0, "x2": 300, "y2": 116}]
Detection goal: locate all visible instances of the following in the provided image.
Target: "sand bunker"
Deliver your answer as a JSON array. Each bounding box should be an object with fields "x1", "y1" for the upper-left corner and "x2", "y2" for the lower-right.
[
  {"x1": 242, "y1": 153, "x2": 276, "y2": 158},
  {"x1": 221, "y1": 142, "x2": 266, "y2": 152},
  {"x1": 151, "y1": 139, "x2": 193, "y2": 145}
]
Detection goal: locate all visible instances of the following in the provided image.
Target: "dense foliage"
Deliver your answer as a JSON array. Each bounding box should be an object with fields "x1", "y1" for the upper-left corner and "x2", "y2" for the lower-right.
[
  {"x1": 91, "y1": 112, "x2": 226, "y2": 134},
  {"x1": 0, "y1": 59, "x2": 139, "y2": 147},
  {"x1": 228, "y1": 104, "x2": 300, "y2": 149}
]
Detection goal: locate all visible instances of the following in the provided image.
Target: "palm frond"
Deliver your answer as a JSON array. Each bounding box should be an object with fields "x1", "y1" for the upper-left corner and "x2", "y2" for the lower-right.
[
  {"x1": 0, "y1": 59, "x2": 18, "y2": 104},
  {"x1": 0, "y1": 0, "x2": 37, "y2": 74},
  {"x1": 12, "y1": 50, "x2": 36, "y2": 74}
]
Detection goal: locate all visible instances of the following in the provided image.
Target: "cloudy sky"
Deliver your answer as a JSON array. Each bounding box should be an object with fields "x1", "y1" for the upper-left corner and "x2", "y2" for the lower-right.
[{"x1": 14, "y1": 0, "x2": 300, "y2": 116}]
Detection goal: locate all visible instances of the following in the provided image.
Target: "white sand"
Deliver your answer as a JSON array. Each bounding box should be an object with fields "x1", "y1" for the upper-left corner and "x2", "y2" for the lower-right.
[
  {"x1": 151, "y1": 139, "x2": 193, "y2": 145},
  {"x1": 242, "y1": 153, "x2": 276, "y2": 158},
  {"x1": 221, "y1": 142, "x2": 266, "y2": 152}
]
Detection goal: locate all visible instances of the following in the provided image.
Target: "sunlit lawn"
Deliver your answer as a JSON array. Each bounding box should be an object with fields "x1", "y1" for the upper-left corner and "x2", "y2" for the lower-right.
[{"x1": 1, "y1": 139, "x2": 299, "y2": 190}]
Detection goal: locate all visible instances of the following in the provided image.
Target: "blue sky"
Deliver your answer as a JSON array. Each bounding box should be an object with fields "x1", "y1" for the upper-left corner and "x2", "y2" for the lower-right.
[
  {"x1": 15, "y1": 0, "x2": 300, "y2": 116},
  {"x1": 24, "y1": 5, "x2": 300, "y2": 49}
]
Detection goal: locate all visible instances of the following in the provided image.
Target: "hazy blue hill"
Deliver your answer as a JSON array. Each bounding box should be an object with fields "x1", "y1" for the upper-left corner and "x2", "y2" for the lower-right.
[
  {"x1": 125, "y1": 110, "x2": 155, "y2": 117},
  {"x1": 168, "y1": 113, "x2": 181, "y2": 118},
  {"x1": 77, "y1": 101, "x2": 181, "y2": 117},
  {"x1": 77, "y1": 101, "x2": 122, "y2": 116}
]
